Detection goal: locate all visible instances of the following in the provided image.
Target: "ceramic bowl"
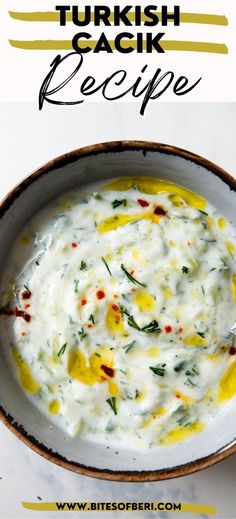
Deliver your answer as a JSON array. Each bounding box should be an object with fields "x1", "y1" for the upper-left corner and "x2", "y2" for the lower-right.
[{"x1": 0, "y1": 141, "x2": 236, "y2": 481}]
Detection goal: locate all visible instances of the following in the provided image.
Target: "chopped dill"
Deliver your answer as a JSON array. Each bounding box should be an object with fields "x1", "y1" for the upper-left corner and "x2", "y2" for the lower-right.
[
  {"x1": 80, "y1": 260, "x2": 87, "y2": 271},
  {"x1": 123, "y1": 340, "x2": 136, "y2": 353},
  {"x1": 57, "y1": 343, "x2": 67, "y2": 357},
  {"x1": 121, "y1": 264, "x2": 146, "y2": 287},
  {"x1": 106, "y1": 397, "x2": 117, "y2": 415},
  {"x1": 78, "y1": 327, "x2": 87, "y2": 340},
  {"x1": 102, "y1": 257, "x2": 112, "y2": 276},
  {"x1": 149, "y1": 364, "x2": 166, "y2": 377},
  {"x1": 74, "y1": 279, "x2": 79, "y2": 293},
  {"x1": 112, "y1": 199, "x2": 127, "y2": 209}
]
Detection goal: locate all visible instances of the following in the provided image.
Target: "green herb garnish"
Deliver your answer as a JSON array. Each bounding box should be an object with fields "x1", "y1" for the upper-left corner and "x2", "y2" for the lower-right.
[
  {"x1": 149, "y1": 364, "x2": 166, "y2": 377},
  {"x1": 185, "y1": 366, "x2": 199, "y2": 377},
  {"x1": 182, "y1": 266, "x2": 189, "y2": 274},
  {"x1": 78, "y1": 327, "x2": 87, "y2": 340},
  {"x1": 127, "y1": 314, "x2": 141, "y2": 331},
  {"x1": 199, "y1": 210, "x2": 208, "y2": 216},
  {"x1": 220, "y1": 258, "x2": 229, "y2": 271},
  {"x1": 121, "y1": 264, "x2": 146, "y2": 287},
  {"x1": 112, "y1": 199, "x2": 127, "y2": 209},
  {"x1": 176, "y1": 215, "x2": 189, "y2": 221},
  {"x1": 200, "y1": 238, "x2": 216, "y2": 243},
  {"x1": 123, "y1": 340, "x2": 136, "y2": 353},
  {"x1": 142, "y1": 320, "x2": 161, "y2": 334},
  {"x1": 201, "y1": 285, "x2": 205, "y2": 295},
  {"x1": 80, "y1": 260, "x2": 87, "y2": 271},
  {"x1": 57, "y1": 343, "x2": 67, "y2": 357},
  {"x1": 74, "y1": 279, "x2": 79, "y2": 293},
  {"x1": 89, "y1": 314, "x2": 95, "y2": 324},
  {"x1": 106, "y1": 397, "x2": 117, "y2": 415},
  {"x1": 102, "y1": 257, "x2": 112, "y2": 276},
  {"x1": 187, "y1": 378, "x2": 197, "y2": 387},
  {"x1": 197, "y1": 332, "x2": 205, "y2": 338},
  {"x1": 177, "y1": 415, "x2": 191, "y2": 427},
  {"x1": 118, "y1": 304, "x2": 130, "y2": 316},
  {"x1": 127, "y1": 314, "x2": 161, "y2": 334},
  {"x1": 119, "y1": 305, "x2": 161, "y2": 334},
  {"x1": 174, "y1": 361, "x2": 186, "y2": 373}
]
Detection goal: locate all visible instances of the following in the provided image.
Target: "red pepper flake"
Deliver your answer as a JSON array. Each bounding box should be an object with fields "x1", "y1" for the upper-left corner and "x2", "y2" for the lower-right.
[
  {"x1": 137, "y1": 199, "x2": 149, "y2": 208},
  {"x1": 0, "y1": 307, "x2": 31, "y2": 322},
  {"x1": 21, "y1": 332, "x2": 26, "y2": 336},
  {"x1": 153, "y1": 206, "x2": 167, "y2": 216},
  {"x1": 175, "y1": 393, "x2": 181, "y2": 399},
  {"x1": 164, "y1": 325, "x2": 172, "y2": 333},
  {"x1": 87, "y1": 324, "x2": 93, "y2": 329},
  {"x1": 25, "y1": 304, "x2": 30, "y2": 309},
  {"x1": 229, "y1": 346, "x2": 236, "y2": 355},
  {"x1": 96, "y1": 290, "x2": 105, "y2": 300},
  {"x1": 115, "y1": 316, "x2": 120, "y2": 323},
  {"x1": 178, "y1": 326, "x2": 184, "y2": 333},
  {"x1": 71, "y1": 242, "x2": 77, "y2": 248},
  {"x1": 100, "y1": 364, "x2": 115, "y2": 378},
  {"x1": 81, "y1": 298, "x2": 87, "y2": 306},
  {"x1": 22, "y1": 289, "x2": 32, "y2": 300},
  {"x1": 15, "y1": 308, "x2": 31, "y2": 323},
  {"x1": 112, "y1": 304, "x2": 119, "y2": 312}
]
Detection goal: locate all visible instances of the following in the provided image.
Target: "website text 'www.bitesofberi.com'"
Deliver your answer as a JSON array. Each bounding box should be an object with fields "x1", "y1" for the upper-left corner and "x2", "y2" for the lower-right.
[{"x1": 21, "y1": 500, "x2": 216, "y2": 514}]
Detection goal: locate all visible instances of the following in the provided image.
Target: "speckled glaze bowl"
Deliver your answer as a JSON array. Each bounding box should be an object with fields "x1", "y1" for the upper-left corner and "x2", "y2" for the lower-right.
[{"x1": 0, "y1": 141, "x2": 236, "y2": 481}]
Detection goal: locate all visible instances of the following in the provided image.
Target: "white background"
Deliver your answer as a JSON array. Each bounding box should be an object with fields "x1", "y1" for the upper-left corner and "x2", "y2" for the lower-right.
[
  {"x1": 0, "y1": 101, "x2": 236, "y2": 519},
  {"x1": 1, "y1": 1, "x2": 236, "y2": 102}
]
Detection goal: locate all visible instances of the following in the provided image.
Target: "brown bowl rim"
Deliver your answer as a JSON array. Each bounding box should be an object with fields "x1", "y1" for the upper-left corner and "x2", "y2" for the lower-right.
[{"x1": 0, "y1": 139, "x2": 236, "y2": 482}]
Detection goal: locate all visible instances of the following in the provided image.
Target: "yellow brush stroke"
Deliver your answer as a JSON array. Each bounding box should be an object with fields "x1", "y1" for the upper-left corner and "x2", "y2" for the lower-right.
[
  {"x1": 8, "y1": 39, "x2": 228, "y2": 54},
  {"x1": 22, "y1": 503, "x2": 57, "y2": 511},
  {"x1": 9, "y1": 11, "x2": 60, "y2": 22},
  {"x1": 21, "y1": 501, "x2": 216, "y2": 514},
  {"x1": 9, "y1": 40, "x2": 73, "y2": 50},
  {"x1": 164, "y1": 41, "x2": 227, "y2": 54},
  {"x1": 182, "y1": 503, "x2": 216, "y2": 515},
  {"x1": 9, "y1": 11, "x2": 228, "y2": 26}
]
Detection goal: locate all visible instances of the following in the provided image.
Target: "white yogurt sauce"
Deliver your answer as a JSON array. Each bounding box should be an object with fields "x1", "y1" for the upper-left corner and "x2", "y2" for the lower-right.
[{"x1": 1, "y1": 177, "x2": 236, "y2": 449}]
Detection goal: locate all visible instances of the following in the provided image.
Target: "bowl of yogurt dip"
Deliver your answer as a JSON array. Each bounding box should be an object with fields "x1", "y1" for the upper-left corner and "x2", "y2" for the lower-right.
[{"x1": 0, "y1": 141, "x2": 236, "y2": 481}]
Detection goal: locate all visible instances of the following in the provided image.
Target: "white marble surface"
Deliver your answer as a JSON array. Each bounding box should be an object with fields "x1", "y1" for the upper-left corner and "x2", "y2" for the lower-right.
[{"x1": 0, "y1": 102, "x2": 236, "y2": 519}]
